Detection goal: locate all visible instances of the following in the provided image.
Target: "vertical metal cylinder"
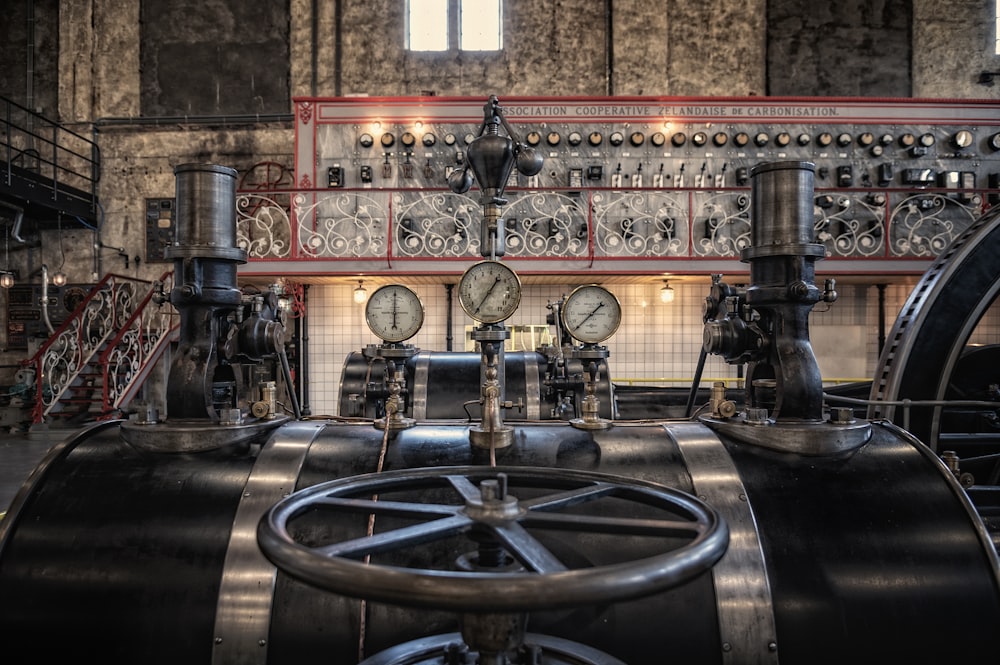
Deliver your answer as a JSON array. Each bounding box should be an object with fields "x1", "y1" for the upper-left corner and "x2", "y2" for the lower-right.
[
  {"x1": 165, "y1": 164, "x2": 247, "y2": 305},
  {"x1": 172, "y1": 163, "x2": 239, "y2": 254},
  {"x1": 749, "y1": 161, "x2": 815, "y2": 248}
]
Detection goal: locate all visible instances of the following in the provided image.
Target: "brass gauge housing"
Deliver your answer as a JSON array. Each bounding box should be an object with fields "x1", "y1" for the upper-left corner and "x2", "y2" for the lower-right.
[
  {"x1": 458, "y1": 260, "x2": 522, "y2": 324},
  {"x1": 365, "y1": 284, "x2": 424, "y2": 343},
  {"x1": 561, "y1": 284, "x2": 622, "y2": 344}
]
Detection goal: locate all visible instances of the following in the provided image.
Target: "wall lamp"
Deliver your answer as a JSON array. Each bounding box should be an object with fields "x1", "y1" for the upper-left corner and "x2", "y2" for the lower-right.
[
  {"x1": 660, "y1": 279, "x2": 675, "y2": 303},
  {"x1": 977, "y1": 71, "x2": 1000, "y2": 86},
  {"x1": 353, "y1": 280, "x2": 368, "y2": 304}
]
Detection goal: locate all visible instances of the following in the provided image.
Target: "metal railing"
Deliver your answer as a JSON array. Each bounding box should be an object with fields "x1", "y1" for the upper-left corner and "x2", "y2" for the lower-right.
[
  {"x1": 1, "y1": 94, "x2": 100, "y2": 218},
  {"x1": 21, "y1": 273, "x2": 166, "y2": 423}
]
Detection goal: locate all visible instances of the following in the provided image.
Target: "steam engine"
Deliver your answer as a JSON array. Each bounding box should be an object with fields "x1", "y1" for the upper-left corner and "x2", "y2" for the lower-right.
[{"x1": 0, "y1": 124, "x2": 998, "y2": 664}]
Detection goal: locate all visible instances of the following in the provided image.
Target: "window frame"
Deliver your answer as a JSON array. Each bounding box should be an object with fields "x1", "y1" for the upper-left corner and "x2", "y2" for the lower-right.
[{"x1": 406, "y1": 0, "x2": 503, "y2": 53}]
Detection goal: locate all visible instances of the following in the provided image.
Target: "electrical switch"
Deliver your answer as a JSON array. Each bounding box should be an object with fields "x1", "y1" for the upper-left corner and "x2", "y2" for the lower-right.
[
  {"x1": 836, "y1": 165, "x2": 853, "y2": 187},
  {"x1": 327, "y1": 165, "x2": 344, "y2": 187},
  {"x1": 901, "y1": 168, "x2": 936, "y2": 187},
  {"x1": 735, "y1": 166, "x2": 749, "y2": 186},
  {"x1": 877, "y1": 164, "x2": 893, "y2": 186},
  {"x1": 611, "y1": 163, "x2": 623, "y2": 188}
]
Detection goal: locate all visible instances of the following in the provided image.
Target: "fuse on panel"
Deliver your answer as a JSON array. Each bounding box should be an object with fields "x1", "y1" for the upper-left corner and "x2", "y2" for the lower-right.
[
  {"x1": 673, "y1": 163, "x2": 685, "y2": 188},
  {"x1": 989, "y1": 173, "x2": 1000, "y2": 205},
  {"x1": 938, "y1": 171, "x2": 977, "y2": 203},
  {"x1": 633, "y1": 164, "x2": 643, "y2": 188},
  {"x1": 568, "y1": 168, "x2": 584, "y2": 189}
]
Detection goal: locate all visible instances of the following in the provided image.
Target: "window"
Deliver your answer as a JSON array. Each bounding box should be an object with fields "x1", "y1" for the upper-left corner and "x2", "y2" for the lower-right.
[
  {"x1": 407, "y1": 0, "x2": 448, "y2": 51},
  {"x1": 995, "y1": 0, "x2": 1000, "y2": 54},
  {"x1": 406, "y1": 0, "x2": 503, "y2": 52}
]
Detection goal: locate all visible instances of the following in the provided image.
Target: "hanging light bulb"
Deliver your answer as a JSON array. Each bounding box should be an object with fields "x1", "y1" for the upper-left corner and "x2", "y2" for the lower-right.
[
  {"x1": 353, "y1": 280, "x2": 367, "y2": 304},
  {"x1": 1, "y1": 226, "x2": 12, "y2": 288},
  {"x1": 660, "y1": 279, "x2": 675, "y2": 303},
  {"x1": 52, "y1": 214, "x2": 67, "y2": 287}
]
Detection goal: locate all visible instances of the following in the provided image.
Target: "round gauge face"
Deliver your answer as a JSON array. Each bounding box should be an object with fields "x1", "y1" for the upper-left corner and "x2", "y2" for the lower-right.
[
  {"x1": 561, "y1": 284, "x2": 622, "y2": 344},
  {"x1": 365, "y1": 284, "x2": 424, "y2": 343},
  {"x1": 458, "y1": 260, "x2": 522, "y2": 324}
]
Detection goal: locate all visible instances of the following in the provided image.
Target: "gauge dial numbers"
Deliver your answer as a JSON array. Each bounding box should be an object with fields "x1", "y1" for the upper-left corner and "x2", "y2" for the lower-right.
[
  {"x1": 561, "y1": 285, "x2": 622, "y2": 344},
  {"x1": 458, "y1": 260, "x2": 522, "y2": 324},
  {"x1": 365, "y1": 284, "x2": 425, "y2": 343}
]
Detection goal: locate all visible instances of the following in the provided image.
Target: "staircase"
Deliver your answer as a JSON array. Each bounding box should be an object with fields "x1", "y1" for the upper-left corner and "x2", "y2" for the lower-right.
[{"x1": 22, "y1": 271, "x2": 177, "y2": 425}]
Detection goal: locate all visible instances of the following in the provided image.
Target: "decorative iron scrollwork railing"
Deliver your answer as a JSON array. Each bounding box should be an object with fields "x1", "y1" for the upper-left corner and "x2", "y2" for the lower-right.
[
  {"x1": 234, "y1": 186, "x2": 991, "y2": 264},
  {"x1": 99, "y1": 271, "x2": 179, "y2": 414},
  {"x1": 23, "y1": 273, "x2": 170, "y2": 423}
]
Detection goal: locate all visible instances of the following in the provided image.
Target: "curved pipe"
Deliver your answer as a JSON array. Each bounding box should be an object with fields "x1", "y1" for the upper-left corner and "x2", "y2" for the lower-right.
[{"x1": 39, "y1": 264, "x2": 54, "y2": 334}]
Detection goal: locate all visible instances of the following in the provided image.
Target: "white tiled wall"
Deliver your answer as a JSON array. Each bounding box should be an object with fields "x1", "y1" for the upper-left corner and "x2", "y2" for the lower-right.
[{"x1": 303, "y1": 280, "x2": 999, "y2": 417}]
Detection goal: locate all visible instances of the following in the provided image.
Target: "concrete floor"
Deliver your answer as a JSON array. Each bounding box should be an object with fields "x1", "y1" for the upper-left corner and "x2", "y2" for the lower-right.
[{"x1": 0, "y1": 425, "x2": 82, "y2": 517}]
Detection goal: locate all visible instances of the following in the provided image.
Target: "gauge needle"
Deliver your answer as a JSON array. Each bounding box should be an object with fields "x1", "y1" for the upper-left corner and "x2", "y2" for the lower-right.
[
  {"x1": 474, "y1": 276, "x2": 502, "y2": 314},
  {"x1": 391, "y1": 293, "x2": 399, "y2": 330},
  {"x1": 579, "y1": 301, "x2": 605, "y2": 325}
]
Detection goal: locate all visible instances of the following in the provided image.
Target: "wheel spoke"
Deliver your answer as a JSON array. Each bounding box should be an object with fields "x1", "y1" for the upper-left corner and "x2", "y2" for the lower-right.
[
  {"x1": 444, "y1": 474, "x2": 484, "y2": 503},
  {"x1": 316, "y1": 514, "x2": 472, "y2": 559},
  {"x1": 522, "y1": 511, "x2": 704, "y2": 538},
  {"x1": 313, "y1": 496, "x2": 461, "y2": 520},
  {"x1": 517, "y1": 482, "x2": 617, "y2": 511},
  {"x1": 490, "y1": 521, "x2": 568, "y2": 573}
]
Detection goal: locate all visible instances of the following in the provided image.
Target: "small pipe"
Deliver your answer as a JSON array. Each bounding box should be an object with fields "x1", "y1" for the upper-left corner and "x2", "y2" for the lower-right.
[
  {"x1": 684, "y1": 347, "x2": 708, "y2": 418},
  {"x1": 39, "y1": 263, "x2": 54, "y2": 334},
  {"x1": 877, "y1": 283, "x2": 887, "y2": 355},
  {"x1": 0, "y1": 201, "x2": 26, "y2": 242},
  {"x1": 445, "y1": 283, "x2": 454, "y2": 351},
  {"x1": 279, "y1": 349, "x2": 302, "y2": 419},
  {"x1": 299, "y1": 284, "x2": 311, "y2": 415}
]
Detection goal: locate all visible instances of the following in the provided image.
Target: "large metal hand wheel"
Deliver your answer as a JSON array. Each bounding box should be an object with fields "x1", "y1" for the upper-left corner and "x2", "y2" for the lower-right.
[{"x1": 258, "y1": 466, "x2": 728, "y2": 613}]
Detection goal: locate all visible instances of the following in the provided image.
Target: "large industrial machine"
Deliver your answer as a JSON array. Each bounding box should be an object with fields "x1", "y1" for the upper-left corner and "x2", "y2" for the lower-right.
[{"x1": 1, "y1": 97, "x2": 999, "y2": 665}]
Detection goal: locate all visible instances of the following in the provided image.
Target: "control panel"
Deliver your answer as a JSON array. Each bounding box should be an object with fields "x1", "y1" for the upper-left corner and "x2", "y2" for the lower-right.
[
  {"x1": 145, "y1": 198, "x2": 175, "y2": 263},
  {"x1": 5, "y1": 283, "x2": 93, "y2": 350},
  {"x1": 238, "y1": 97, "x2": 1000, "y2": 276}
]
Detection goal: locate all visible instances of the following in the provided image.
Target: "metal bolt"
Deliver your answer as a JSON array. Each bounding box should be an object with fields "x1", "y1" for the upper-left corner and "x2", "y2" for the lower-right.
[
  {"x1": 722, "y1": 642, "x2": 732, "y2": 652},
  {"x1": 214, "y1": 637, "x2": 223, "y2": 645},
  {"x1": 746, "y1": 407, "x2": 769, "y2": 425},
  {"x1": 258, "y1": 639, "x2": 266, "y2": 647},
  {"x1": 768, "y1": 641, "x2": 778, "y2": 652},
  {"x1": 829, "y1": 407, "x2": 854, "y2": 424}
]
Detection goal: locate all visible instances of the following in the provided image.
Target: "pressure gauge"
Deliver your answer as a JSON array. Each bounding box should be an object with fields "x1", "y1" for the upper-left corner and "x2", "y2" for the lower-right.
[
  {"x1": 458, "y1": 260, "x2": 522, "y2": 324},
  {"x1": 560, "y1": 284, "x2": 622, "y2": 344},
  {"x1": 365, "y1": 284, "x2": 424, "y2": 343}
]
